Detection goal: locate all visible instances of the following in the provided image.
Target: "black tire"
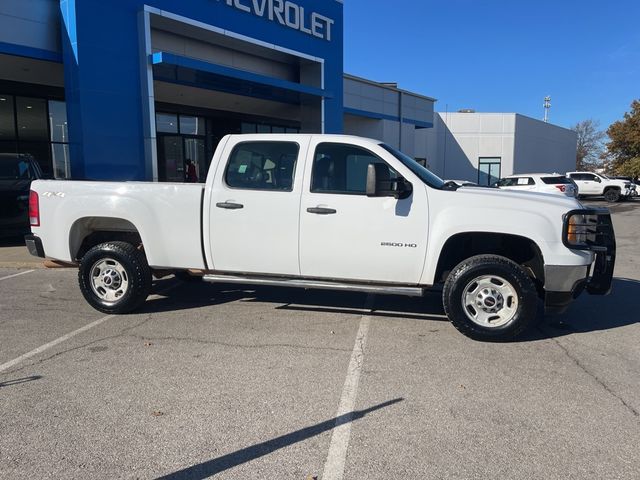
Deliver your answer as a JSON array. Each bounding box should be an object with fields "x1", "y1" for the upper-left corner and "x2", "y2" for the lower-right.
[
  {"x1": 603, "y1": 188, "x2": 620, "y2": 203},
  {"x1": 78, "y1": 241, "x2": 151, "y2": 314},
  {"x1": 442, "y1": 254, "x2": 538, "y2": 341}
]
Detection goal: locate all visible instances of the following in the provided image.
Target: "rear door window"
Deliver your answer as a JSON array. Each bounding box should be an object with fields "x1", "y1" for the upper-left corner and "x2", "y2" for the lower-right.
[
  {"x1": 541, "y1": 176, "x2": 572, "y2": 184},
  {"x1": 225, "y1": 141, "x2": 299, "y2": 191},
  {"x1": 498, "y1": 177, "x2": 533, "y2": 186},
  {"x1": 570, "y1": 173, "x2": 591, "y2": 181}
]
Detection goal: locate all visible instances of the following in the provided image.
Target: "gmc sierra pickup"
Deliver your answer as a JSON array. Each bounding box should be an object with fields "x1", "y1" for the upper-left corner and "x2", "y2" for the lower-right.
[{"x1": 25, "y1": 134, "x2": 616, "y2": 341}]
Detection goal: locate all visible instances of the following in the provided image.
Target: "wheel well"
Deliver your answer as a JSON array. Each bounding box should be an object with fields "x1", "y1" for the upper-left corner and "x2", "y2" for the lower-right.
[
  {"x1": 70, "y1": 217, "x2": 142, "y2": 261},
  {"x1": 603, "y1": 186, "x2": 620, "y2": 191},
  {"x1": 435, "y1": 232, "x2": 544, "y2": 285}
]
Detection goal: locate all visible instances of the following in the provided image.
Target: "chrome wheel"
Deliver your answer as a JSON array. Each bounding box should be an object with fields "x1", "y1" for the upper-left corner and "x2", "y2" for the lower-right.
[
  {"x1": 461, "y1": 275, "x2": 518, "y2": 328},
  {"x1": 90, "y1": 258, "x2": 129, "y2": 304}
]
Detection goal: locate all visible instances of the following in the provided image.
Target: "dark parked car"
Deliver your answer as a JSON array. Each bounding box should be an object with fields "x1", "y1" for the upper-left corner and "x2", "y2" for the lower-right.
[{"x1": 0, "y1": 154, "x2": 44, "y2": 238}]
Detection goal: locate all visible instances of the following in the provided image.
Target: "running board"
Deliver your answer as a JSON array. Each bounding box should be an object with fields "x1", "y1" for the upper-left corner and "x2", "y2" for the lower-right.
[{"x1": 202, "y1": 274, "x2": 425, "y2": 297}]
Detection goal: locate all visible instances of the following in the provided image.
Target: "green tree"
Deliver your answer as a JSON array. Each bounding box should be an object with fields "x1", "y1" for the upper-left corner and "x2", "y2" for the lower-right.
[
  {"x1": 573, "y1": 119, "x2": 606, "y2": 170},
  {"x1": 606, "y1": 99, "x2": 640, "y2": 176}
]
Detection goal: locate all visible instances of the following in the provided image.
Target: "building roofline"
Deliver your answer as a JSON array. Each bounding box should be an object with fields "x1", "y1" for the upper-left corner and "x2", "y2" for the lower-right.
[
  {"x1": 343, "y1": 73, "x2": 437, "y2": 102},
  {"x1": 514, "y1": 113, "x2": 575, "y2": 133},
  {"x1": 435, "y1": 111, "x2": 575, "y2": 133}
]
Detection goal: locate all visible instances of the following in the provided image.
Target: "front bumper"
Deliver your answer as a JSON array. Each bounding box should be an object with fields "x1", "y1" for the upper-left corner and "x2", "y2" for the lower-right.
[
  {"x1": 545, "y1": 208, "x2": 616, "y2": 314},
  {"x1": 24, "y1": 234, "x2": 45, "y2": 258}
]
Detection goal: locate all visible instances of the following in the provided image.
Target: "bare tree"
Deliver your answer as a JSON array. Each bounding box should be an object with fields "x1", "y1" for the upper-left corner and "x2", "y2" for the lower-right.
[{"x1": 573, "y1": 119, "x2": 606, "y2": 170}]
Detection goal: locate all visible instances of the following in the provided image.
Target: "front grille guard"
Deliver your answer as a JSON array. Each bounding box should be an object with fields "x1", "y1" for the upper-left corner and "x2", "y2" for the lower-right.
[{"x1": 562, "y1": 208, "x2": 616, "y2": 295}]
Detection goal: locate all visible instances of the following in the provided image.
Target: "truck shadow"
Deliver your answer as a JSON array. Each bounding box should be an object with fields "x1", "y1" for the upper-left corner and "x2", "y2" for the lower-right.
[
  {"x1": 142, "y1": 280, "x2": 447, "y2": 323},
  {"x1": 529, "y1": 277, "x2": 640, "y2": 340},
  {"x1": 142, "y1": 277, "x2": 639, "y2": 341}
]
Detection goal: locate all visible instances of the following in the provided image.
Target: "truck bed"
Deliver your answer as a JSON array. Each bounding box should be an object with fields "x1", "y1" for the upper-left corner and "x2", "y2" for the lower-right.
[{"x1": 30, "y1": 180, "x2": 206, "y2": 269}]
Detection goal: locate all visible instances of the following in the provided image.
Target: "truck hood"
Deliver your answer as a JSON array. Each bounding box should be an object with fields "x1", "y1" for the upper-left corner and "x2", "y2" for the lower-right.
[
  {"x1": 454, "y1": 186, "x2": 581, "y2": 210},
  {"x1": 426, "y1": 185, "x2": 587, "y2": 252},
  {"x1": 607, "y1": 179, "x2": 630, "y2": 189}
]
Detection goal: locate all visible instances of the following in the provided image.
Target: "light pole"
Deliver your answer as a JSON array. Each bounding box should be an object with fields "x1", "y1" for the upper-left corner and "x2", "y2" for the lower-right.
[{"x1": 543, "y1": 96, "x2": 551, "y2": 123}]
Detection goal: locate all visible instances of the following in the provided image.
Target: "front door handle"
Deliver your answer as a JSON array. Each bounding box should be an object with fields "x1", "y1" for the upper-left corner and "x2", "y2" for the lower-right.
[
  {"x1": 216, "y1": 201, "x2": 244, "y2": 210},
  {"x1": 307, "y1": 207, "x2": 337, "y2": 215}
]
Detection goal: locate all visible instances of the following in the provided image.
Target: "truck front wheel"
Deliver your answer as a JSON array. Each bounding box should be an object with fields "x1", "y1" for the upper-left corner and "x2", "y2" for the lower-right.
[
  {"x1": 443, "y1": 255, "x2": 538, "y2": 341},
  {"x1": 79, "y1": 241, "x2": 152, "y2": 314},
  {"x1": 603, "y1": 188, "x2": 620, "y2": 203}
]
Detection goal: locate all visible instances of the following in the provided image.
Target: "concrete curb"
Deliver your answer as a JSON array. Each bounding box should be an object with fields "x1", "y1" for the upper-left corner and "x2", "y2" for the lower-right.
[
  {"x1": 0, "y1": 260, "x2": 77, "y2": 269},
  {"x1": 0, "y1": 261, "x2": 46, "y2": 269}
]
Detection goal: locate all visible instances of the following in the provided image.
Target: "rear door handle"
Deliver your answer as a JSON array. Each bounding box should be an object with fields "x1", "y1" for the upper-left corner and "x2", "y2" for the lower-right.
[
  {"x1": 216, "y1": 201, "x2": 244, "y2": 210},
  {"x1": 307, "y1": 207, "x2": 337, "y2": 215}
]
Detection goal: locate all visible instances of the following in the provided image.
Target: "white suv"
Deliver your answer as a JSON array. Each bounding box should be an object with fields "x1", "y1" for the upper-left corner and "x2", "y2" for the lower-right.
[
  {"x1": 496, "y1": 173, "x2": 578, "y2": 197},
  {"x1": 566, "y1": 172, "x2": 635, "y2": 202}
]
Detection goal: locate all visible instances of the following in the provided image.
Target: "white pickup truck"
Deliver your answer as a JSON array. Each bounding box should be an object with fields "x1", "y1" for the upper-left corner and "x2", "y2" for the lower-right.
[
  {"x1": 25, "y1": 134, "x2": 616, "y2": 341},
  {"x1": 567, "y1": 171, "x2": 635, "y2": 202}
]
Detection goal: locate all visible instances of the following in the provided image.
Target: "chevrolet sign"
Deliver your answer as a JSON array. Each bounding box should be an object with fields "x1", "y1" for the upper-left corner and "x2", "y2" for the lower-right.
[{"x1": 216, "y1": 0, "x2": 335, "y2": 41}]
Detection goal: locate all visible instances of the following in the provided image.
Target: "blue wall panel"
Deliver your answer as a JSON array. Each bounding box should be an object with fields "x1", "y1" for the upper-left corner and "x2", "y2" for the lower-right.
[{"x1": 60, "y1": 0, "x2": 344, "y2": 180}]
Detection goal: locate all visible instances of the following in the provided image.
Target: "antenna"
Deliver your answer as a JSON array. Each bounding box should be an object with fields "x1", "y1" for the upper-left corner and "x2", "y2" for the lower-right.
[{"x1": 543, "y1": 96, "x2": 551, "y2": 123}]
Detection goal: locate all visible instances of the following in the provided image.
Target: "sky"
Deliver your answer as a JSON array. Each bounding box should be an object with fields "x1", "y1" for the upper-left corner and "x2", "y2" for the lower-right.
[{"x1": 343, "y1": 0, "x2": 640, "y2": 130}]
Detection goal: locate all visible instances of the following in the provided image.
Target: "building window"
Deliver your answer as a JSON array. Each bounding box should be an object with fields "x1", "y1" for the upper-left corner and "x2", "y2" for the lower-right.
[
  {"x1": 0, "y1": 94, "x2": 69, "y2": 178},
  {"x1": 17, "y1": 97, "x2": 48, "y2": 141},
  {"x1": 49, "y1": 100, "x2": 70, "y2": 178},
  {"x1": 156, "y1": 113, "x2": 179, "y2": 133},
  {"x1": 239, "y1": 122, "x2": 299, "y2": 135},
  {"x1": 179, "y1": 115, "x2": 205, "y2": 135},
  {"x1": 0, "y1": 94, "x2": 16, "y2": 140},
  {"x1": 478, "y1": 157, "x2": 501, "y2": 186}
]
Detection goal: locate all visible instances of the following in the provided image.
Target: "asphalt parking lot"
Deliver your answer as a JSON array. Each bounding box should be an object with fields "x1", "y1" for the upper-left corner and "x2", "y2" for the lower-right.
[{"x1": 1, "y1": 200, "x2": 639, "y2": 480}]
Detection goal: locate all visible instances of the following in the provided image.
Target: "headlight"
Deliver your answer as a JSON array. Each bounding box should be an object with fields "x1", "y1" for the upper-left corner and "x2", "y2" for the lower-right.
[
  {"x1": 563, "y1": 208, "x2": 615, "y2": 252},
  {"x1": 566, "y1": 214, "x2": 587, "y2": 245}
]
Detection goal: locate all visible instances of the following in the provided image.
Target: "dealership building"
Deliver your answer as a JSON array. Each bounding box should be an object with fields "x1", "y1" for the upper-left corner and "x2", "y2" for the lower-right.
[
  {"x1": 0, "y1": 1, "x2": 574, "y2": 185},
  {"x1": 0, "y1": 0, "x2": 434, "y2": 182},
  {"x1": 416, "y1": 112, "x2": 578, "y2": 185}
]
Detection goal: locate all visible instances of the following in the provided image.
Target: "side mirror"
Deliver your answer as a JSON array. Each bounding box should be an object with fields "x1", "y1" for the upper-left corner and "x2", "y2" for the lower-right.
[
  {"x1": 366, "y1": 163, "x2": 412, "y2": 199},
  {"x1": 594, "y1": 177, "x2": 602, "y2": 183}
]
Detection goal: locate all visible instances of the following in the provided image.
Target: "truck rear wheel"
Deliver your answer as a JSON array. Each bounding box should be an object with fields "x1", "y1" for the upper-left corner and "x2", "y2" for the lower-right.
[
  {"x1": 79, "y1": 241, "x2": 151, "y2": 314},
  {"x1": 443, "y1": 255, "x2": 538, "y2": 341},
  {"x1": 603, "y1": 188, "x2": 620, "y2": 203}
]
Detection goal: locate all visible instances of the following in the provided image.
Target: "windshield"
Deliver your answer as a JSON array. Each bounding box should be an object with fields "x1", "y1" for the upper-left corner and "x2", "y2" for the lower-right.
[
  {"x1": 379, "y1": 143, "x2": 445, "y2": 189},
  {"x1": 0, "y1": 156, "x2": 34, "y2": 180}
]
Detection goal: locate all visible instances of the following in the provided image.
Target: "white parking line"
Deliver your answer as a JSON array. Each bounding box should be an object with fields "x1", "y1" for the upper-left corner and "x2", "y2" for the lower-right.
[
  {"x1": 0, "y1": 269, "x2": 34, "y2": 282},
  {"x1": 322, "y1": 294, "x2": 374, "y2": 480},
  {"x1": 0, "y1": 282, "x2": 181, "y2": 374},
  {"x1": 0, "y1": 314, "x2": 115, "y2": 373}
]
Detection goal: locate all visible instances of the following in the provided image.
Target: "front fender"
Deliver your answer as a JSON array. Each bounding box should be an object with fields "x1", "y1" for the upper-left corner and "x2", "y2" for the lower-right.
[{"x1": 420, "y1": 189, "x2": 592, "y2": 285}]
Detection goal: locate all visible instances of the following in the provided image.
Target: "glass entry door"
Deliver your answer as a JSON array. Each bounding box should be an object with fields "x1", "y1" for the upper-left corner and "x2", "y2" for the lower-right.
[
  {"x1": 156, "y1": 112, "x2": 208, "y2": 183},
  {"x1": 184, "y1": 137, "x2": 206, "y2": 182},
  {"x1": 478, "y1": 157, "x2": 501, "y2": 186},
  {"x1": 158, "y1": 136, "x2": 184, "y2": 182},
  {"x1": 158, "y1": 136, "x2": 208, "y2": 183}
]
